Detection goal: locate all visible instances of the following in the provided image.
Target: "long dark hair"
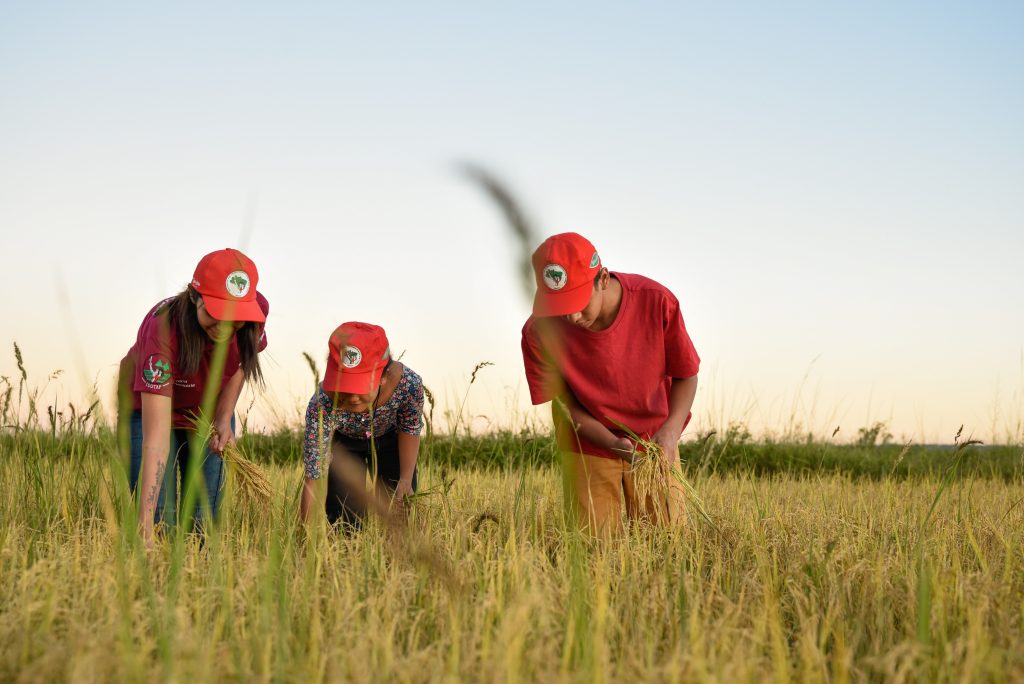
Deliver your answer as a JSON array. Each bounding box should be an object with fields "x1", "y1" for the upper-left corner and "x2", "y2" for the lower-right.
[{"x1": 161, "y1": 288, "x2": 265, "y2": 389}]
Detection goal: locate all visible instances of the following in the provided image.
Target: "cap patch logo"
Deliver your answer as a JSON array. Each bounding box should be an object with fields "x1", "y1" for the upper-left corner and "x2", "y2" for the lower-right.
[
  {"x1": 142, "y1": 354, "x2": 172, "y2": 386},
  {"x1": 342, "y1": 346, "x2": 362, "y2": 369},
  {"x1": 590, "y1": 252, "x2": 600, "y2": 268},
  {"x1": 543, "y1": 264, "x2": 567, "y2": 291},
  {"x1": 225, "y1": 271, "x2": 251, "y2": 298}
]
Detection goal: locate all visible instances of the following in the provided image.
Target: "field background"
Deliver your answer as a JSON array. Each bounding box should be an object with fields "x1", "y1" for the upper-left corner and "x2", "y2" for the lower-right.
[{"x1": 2, "y1": 404, "x2": 1023, "y2": 683}]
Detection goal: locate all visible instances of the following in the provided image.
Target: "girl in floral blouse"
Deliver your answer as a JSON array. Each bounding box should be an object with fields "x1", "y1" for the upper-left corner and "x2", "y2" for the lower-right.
[{"x1": 299, "y1": 321, "x2": 425, "y2": 526}]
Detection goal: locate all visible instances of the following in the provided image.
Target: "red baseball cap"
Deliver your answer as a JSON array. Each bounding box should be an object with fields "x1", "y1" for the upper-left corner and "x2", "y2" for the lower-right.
[
  {"x1": 323, "y1": 322, "x2": 391, "y2": 395},
  {"x1": 531, "y1": 232, "x2": 602, "y2": 317},
  {"x1": 189, "y1": 248, "x2": 266, "y2": 323}
]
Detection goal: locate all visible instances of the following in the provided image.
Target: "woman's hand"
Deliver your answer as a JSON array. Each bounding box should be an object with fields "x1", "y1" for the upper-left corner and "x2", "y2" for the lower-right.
[
  {"x1": 393, "y1": 478, "x2": 414, "y2": 505},
  {"x1": 210, "y1": 417, "x2": 235, "y2": 454}
]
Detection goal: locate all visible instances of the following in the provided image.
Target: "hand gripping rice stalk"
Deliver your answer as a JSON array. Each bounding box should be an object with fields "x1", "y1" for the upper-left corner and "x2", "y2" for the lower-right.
[
  {"x1": 188, "y1": 416, "x2": 273, "y2": 509},
  {"x1": 615, "y1": 422, "x2": 716, "y2": 530}
]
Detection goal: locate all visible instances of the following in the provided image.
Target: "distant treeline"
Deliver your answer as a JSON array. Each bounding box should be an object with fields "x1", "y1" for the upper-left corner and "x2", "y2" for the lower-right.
[
  {"x1": 234, "y1": 430, "x2": 1023, "y2": 480},
  {"x1": 1, "y1": 428, "x2": 1020, "y2": 480}
]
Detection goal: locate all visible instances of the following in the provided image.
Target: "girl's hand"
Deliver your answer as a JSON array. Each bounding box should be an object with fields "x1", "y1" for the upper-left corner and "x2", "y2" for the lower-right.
[
  {"x1": 394, "y1": 478, "x2": 414, "y2": 504},
  {"x1": 210, "y1": 418, "x2": 235, "y2": 454}
]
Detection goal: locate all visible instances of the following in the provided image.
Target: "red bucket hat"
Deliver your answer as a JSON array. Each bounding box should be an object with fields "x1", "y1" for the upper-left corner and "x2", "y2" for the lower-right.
[
  {"x1": 189, "y1": 248, "x2": 266, "y2": 323},
  {"x1": 531, "y1": 232, "x2": 602, "y2": 317},
  {"x1": 323, "y1": 322, "x2": 391, "y2": 395}
]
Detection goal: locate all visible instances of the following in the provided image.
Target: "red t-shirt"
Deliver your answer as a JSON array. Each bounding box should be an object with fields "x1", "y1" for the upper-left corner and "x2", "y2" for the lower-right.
[
  {"x1": 123, "y1": 294, "x2": 269, "y2": 429},
  {"x1": 521, "y1": 272, "x2": 699, "y2": 459}
]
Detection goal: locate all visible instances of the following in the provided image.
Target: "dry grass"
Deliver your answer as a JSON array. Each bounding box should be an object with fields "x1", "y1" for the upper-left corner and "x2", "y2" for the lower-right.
[{"x1": 3, "y1": 435, "x2": 1024, "y2": 682}]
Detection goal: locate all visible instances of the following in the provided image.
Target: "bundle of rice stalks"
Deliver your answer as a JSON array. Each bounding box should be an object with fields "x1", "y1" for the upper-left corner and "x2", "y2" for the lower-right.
[
  {"x1": 187, "y1": 414, "x2": 274, "y2": 509},
  {"x1": 615, "y1": 421, "x2": 716, "y2": 530},
  {"x1": 626, "y1": 438, "x2": 676, "y2": 523},
  {"x1": 219, "y1": 439, "x2": 274, "y2": 509}
]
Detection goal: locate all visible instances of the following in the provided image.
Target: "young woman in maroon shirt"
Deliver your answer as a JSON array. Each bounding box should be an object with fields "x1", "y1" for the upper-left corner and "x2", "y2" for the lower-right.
[{"x1": 118, "y1": 248, "x2": 268, "y2": 544}]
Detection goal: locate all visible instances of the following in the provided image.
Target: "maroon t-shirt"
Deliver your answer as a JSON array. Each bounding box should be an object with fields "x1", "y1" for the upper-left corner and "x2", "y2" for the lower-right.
[
  {"x1": 124, "y1": 294, "x2": 269, "y2": 429},
  {"x1": 521, "y1": 272, "x2": 699, "y2": 459}
]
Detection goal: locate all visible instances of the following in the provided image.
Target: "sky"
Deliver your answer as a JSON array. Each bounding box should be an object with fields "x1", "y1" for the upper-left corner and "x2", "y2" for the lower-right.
[{"x1": 1, "y1": 1, "x2": 1022, "y2": 443}]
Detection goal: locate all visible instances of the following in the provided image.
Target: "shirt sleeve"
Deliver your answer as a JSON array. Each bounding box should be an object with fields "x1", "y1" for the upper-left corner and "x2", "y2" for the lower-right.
[
  {"x1": 396, "y1": 370, "x2": 425, "y2": 435},
  {"x1": 521, "y1": 318, "x2": 561, "y2": 405},
  {"x1": 302, "y1": 389, "x2": 335, "y2": 480},
  {"x1": 663, "y1": 291, "x2": 700, "y2": 379},
  {"x1": 132, "y1": 310, "x2": 177, "y2": 397}
]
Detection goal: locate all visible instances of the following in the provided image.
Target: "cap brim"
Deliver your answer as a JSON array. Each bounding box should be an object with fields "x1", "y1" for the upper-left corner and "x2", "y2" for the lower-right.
[
  {"x1": 532, "y1": 281, "x2": 593, "y2": 317},
  {"x1": 202, "y1": 293, "x2": 267, "y2": 323},
  {"x1": 322, "y1": 366, "x2": 385, "y2": 395}
]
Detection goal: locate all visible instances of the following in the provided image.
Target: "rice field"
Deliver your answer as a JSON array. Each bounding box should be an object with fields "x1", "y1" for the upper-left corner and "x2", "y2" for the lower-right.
[{"x1": 2, "y1": 428, "x2": 1024, "y2": 683}]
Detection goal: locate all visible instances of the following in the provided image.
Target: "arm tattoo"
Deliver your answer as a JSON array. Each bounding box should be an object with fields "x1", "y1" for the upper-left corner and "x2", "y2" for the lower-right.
[{"x1": 145, "y1": 460, "x2": 167, "y2": 508}]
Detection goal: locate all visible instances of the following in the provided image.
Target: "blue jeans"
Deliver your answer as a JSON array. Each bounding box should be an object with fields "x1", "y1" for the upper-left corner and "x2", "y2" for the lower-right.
[{"x1": 127, "y1": 411, "x2": 229, "y2": 529}]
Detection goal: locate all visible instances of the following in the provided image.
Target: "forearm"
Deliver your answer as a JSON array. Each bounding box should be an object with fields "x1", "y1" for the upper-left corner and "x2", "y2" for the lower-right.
[
  {"x1": 138, "y1": 438, "x2": 169, "y2": 527},
  {"x1": 560, "y1": 392, "x2": 621, "y2": 451},
  {"x1": 397, "y1": 432, "x2": 419, "y2": 482},
  {"x1": 213, "y1": 368, "x2": 245, "y2": 424},
  {"x1": 660, "y1": 375, "x2": 698, "y2": 438},
  {"x1": 299, "y1": 478, "x2": 320, "y2": 523},
  {"x1": 138, "y1": 393, "x2": 172, "y2": 533}
]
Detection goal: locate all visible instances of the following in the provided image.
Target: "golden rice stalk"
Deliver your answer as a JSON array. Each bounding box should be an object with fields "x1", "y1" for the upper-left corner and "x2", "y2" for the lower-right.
[
  {"x1": 188, "y1": 414, "x2": 274, "y2": 509},
  {"x1": 220, "y1": 439, "x2": 274, "y2": 508},
  {"x1": 615, "y1": 421, "x2": 716, "y2": 530}
]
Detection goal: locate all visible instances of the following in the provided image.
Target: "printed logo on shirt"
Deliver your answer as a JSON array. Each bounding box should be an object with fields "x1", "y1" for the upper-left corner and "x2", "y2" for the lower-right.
[
  {"x1": 342, "y1": 345, "x2": 362, "y2": 368},
  {"x1": 590, "y1": 252, "x2": 600, "y2": 269},
  {"x1": 225, "y1": 271, "x2": 251, "y2": 298},
  {"x1": 543, "y1": 264, "x2": 567, "y2": 291},
  {"x1": 151, "y1": 297, "x2": 175, "y2": 317},
  {"x1": 142, "y1": 354, "x2": 172, "y2": 387}
]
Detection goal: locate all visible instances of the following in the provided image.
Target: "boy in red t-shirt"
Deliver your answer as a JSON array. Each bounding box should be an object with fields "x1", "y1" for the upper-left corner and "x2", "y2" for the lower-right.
[{"x1": 521, "y1": 232, "x2": 699, "y2": 534}]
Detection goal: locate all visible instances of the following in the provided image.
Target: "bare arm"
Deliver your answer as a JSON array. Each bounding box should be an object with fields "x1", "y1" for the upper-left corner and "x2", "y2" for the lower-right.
[
  {"x1": 299, "y1": 477, "x2": 321, "y2": 524},
  {"x1": 559, "y1": 390, "x2": 633, "y2": 456},
  {"x1": 138, "y1": 392, "x2": 173, "y2": 544},
  {"x1": 394, "y1": 432, "x2": 420, "y2": 501},
  {"x1": 651, "y1": 375, "x2": 699, "y2": 461},
  {"x1": 210, "y1": 367, "x2": 245, "y2": 454}
]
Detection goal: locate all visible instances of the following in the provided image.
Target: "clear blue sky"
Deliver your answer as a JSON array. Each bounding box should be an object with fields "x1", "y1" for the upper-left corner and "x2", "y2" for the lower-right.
[{"x1": 2, "y1": 2, "x2": 1022, "y2": 441}]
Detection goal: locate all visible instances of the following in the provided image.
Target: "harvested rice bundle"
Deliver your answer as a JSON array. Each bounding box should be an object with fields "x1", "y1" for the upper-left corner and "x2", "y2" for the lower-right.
[
  {"x1": 219, "y1": 438, "x2": 274, "y2": 508},
  {"x1": 187, "y1": 415, "x2": 274, "y2": 508},
  {"x1": 616, "y1": 422, "x2": 716, "y2": 530},
  {"x1": 626, "y1": 437, "x2": 676, "y2": 524}
]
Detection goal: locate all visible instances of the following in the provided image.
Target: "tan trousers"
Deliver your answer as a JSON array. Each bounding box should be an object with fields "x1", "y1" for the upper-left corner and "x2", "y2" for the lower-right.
[{"x1": 565, "y1": 452, "x2": 688, "y2": 536}]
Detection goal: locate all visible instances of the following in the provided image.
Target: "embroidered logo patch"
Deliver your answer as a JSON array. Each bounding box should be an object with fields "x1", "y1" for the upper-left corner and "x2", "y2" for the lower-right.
[
  {"x1": 543, "y1": 264, "x2": 567, "y2": 291},
  {"x1": 142, "y1": 354, "x2": 172, "y2": 386},
  {"x1": 225, "y1": 271, "x2": 251, "y2": 298},
  {"x1": 590, "y1": 252, "x2": 600, "y2": 268},
  {"x1": 342, "y1": 346, "x2": 362, "y2": 369}
]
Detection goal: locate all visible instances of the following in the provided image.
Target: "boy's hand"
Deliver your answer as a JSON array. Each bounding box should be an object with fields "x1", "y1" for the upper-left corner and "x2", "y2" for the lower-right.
[
  {"x1": 609, "y1": 436, "x2": 635, "y2": 461},
  {"x1": 650, "y1": 426, "x2": 682, "y2": 466}
]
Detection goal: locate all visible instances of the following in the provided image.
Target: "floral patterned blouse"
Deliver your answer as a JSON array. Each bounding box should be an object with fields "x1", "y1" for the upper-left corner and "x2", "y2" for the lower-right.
[{"x1": 302, "y1": 365, "x2": 425, "y2": 480}]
